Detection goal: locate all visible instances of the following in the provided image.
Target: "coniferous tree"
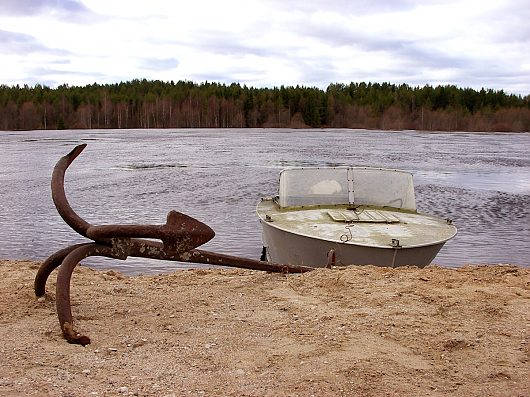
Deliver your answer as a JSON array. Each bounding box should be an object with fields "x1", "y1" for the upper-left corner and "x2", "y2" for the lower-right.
[{"x1": 0, "y1": 80, "x2": 528, "y2": 131}]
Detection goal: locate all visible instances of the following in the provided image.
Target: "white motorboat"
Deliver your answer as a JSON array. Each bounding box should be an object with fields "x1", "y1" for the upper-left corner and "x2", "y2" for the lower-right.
[{"x1": 256, "y1": 167, "x2": 457, "y2": 268}]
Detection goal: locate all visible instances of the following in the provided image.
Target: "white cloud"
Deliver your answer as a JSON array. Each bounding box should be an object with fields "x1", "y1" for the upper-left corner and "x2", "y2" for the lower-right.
[{"x1": 0, "y1": 0, "x2": 528, "y2": 95}]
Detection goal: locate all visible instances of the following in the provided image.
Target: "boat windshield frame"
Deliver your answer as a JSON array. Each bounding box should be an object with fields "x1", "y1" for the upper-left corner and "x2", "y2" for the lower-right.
[{"x1": 277, "y1": 166, "x2": 416, "y2": 211}]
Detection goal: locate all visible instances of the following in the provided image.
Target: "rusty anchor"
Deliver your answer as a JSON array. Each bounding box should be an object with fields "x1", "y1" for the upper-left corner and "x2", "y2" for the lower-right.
[{"x1": 35, "y1": 144, "x2": 312, "y2": 346}]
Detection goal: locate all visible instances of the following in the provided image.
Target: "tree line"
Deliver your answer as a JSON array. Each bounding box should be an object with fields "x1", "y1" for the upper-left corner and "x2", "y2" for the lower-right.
[{"x1": 1, "y1": 79, "x2": 529, "y2": 132}]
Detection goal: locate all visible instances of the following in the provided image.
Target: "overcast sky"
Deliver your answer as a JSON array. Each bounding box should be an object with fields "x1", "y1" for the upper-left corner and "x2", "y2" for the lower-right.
[{"x1": 1, "y1": 0, "x2": 529, "y2": 95}]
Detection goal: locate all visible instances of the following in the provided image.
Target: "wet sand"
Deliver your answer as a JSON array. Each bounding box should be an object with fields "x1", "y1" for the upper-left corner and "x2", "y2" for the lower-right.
[{"x1": 1, "y1": 259, "x2": 529, "y2": 396}]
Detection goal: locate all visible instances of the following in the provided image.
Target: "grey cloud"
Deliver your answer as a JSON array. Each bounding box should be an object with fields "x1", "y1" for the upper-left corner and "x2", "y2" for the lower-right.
[
  {"x1": 269, "y1": 1, "x2": 530, "y2": 91},
  {"x1": 140, "y1": 58, "x2": 179, "y2": 71},
  {"x1": 189, "y1": 61, "x2": 271, "y2": 86},
  {"x1": 196, "y1": 35, "x2": 271, "y2": 57},
  {"x1": 0, "y1": 29, "x2": 69, "y2": 55},
  {"x1": 264, "y1": 0, "x2": 445, "y2": 16},
  {"x1": 25, "y1": 66, "x2": 107, "y2": 87},
  {"x1": 450, "y1": 63, "x2": 530, "y2": 94},
  {"x1": 0, "y1": 0, "x2": 87, "y2": 15},
  {"x1": 293, "y1": 21, "x2": 466, "y2": 73},
  {"x1": 0, "y1": 29, "x2": 45, "y2": 53},
  {"x1": 191, "y1": 57, "x2": 338, "y2": 89},
  {"x1": 0, "y1": 0, "x2": 96, "y2": 22},
  {"x1": 396, "y1": 44, "x2": 468, "y2": 70},
  {"x1": 289, "y1": 58, "x2": 341, "y2": 88},
  {"x1": 190, "y1": 61, "x2": 263, "y2": 81},
  {"x1": 485, "y1": 3, "x2": 530, "y2": 44},
  {"x1": 152, "y1": 31, "x2": 274, "y2": 58},
  {"x1": 371, "y1": 59, "x2": 529, "y2": 95}
]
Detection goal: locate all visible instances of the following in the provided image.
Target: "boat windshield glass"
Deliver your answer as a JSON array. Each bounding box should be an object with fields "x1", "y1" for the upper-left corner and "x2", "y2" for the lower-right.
[{"x1": 278, "y1": 167, "x2": 416, "y2": 211}]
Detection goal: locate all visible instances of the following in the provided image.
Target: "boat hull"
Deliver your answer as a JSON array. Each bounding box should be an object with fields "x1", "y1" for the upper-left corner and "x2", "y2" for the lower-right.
[
  {"x1": 260, "y1": 220, "x2": 446, "y2": 268},
  {"x1": 256, "y1": 166, "x2": 456, "y2": 268}
]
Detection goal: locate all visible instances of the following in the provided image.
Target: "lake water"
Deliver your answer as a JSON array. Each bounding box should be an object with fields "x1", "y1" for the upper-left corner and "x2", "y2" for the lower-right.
[{"x1": 0, "y1": 128, "x2": 528, "y2": 274}]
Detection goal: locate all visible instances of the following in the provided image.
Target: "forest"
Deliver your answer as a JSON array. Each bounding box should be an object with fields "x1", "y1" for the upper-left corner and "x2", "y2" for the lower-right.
[{"x1": 0, "y1": 79, "x2": 529, "y2": 132}]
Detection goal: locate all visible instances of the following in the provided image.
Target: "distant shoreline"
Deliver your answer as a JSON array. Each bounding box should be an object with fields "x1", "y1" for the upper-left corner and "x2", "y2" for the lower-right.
[
  {"x1": 1, "y1": 126, "x2": 529, "y2": 134},
  {"x1": 2, "y1": 80, "x2": 529, "y2": 132}
]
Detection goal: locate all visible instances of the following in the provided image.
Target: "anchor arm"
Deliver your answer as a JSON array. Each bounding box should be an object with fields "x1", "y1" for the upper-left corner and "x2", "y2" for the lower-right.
[
  {"x1": 51, "y1": 144, "x2": 92, "y2": 237},
  {"x1": 55, "y1": 243, "x2": 118, "y2": 346},
  {"x1": 34, "y1": 243, "x2": 92, "y2": 297}
]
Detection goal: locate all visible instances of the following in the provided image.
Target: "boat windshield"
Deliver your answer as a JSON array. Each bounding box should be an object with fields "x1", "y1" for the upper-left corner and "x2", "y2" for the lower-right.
[{"x1": 278, "y1": 167, "x2": 416, "y2": 211}]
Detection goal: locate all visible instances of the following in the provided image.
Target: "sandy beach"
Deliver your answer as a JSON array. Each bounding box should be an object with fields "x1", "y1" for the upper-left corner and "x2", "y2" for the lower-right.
[{"x1": 0, "y1": 259, "x2": 528, "y2": 396}]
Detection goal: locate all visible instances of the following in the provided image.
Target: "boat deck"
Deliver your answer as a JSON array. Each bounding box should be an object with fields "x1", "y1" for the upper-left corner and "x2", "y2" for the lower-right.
[{"x1": 257, "y1": 198, "x2": 457, "y2": 249}]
